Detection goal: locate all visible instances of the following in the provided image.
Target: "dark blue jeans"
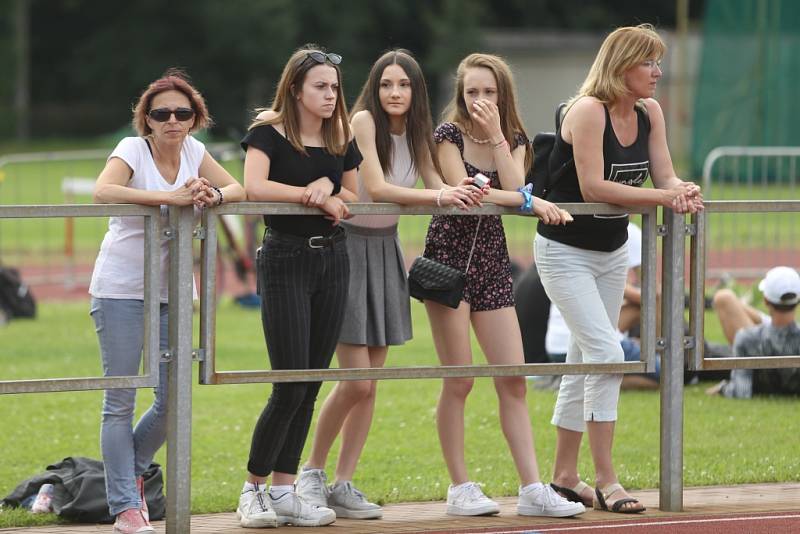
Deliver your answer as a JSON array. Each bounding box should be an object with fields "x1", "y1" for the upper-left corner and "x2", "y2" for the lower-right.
[{"x1": 247, "y1": 229, "x2": 350, "y2": 477}]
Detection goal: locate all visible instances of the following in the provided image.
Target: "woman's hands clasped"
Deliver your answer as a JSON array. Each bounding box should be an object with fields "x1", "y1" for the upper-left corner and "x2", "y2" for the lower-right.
[
  {"x1": 168, "y1": 176, "x2": 218, "y2": 207},
  {"x1": 663, "y1": 182, "x2": 704, "y2": 214}
]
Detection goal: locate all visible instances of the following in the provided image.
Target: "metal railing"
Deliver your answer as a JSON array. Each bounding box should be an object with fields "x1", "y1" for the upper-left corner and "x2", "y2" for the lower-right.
[
  {"x1": 702, "y1": 146, "x2": 800, "y2": 279},
  {"x1": 0, "y1": 204, "x2": 162, "y2": 394},
  {"x1": 688, "y1": 200, "x2": 800, "y2": 371},
  {"x1": 7, "y1": 199, "x2": 799, "y2": 532},
  {"x1": 198, "y1": 203, "x2": 659, "y2": 386}
]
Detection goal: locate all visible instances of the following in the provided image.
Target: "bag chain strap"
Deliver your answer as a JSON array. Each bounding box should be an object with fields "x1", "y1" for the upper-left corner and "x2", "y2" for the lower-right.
[{"x1": 464, "y1": 216, "x2": 482, "y2": 275}]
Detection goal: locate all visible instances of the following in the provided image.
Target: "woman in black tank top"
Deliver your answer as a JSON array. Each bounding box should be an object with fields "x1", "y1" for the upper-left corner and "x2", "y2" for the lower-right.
[{"x1": 535, "y1": 24, "x2": 703, "y2": 514}]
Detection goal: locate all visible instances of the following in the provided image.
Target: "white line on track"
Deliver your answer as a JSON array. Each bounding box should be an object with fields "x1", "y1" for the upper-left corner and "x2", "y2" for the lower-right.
[{"x1": 482, "y1": 513, "x2": 800, "y2": 533}]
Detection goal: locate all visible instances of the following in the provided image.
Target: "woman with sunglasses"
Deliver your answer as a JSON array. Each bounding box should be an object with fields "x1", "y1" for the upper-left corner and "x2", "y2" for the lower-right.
[
  {"x1": 295, "y1": 49, "x2": 483, "y2": 520},
  {"x1": 536, "y1": 25, "x2": 701, "y2": 514},
  {"x1": 422, "y1": 53, "x2": 581, "y2": 519},
  {"x1": 237, "y1": 45, "x2": 361, "y2": 529},
  {"x1": 90, "y1": 69, "x2": 244, "y2": 534}
]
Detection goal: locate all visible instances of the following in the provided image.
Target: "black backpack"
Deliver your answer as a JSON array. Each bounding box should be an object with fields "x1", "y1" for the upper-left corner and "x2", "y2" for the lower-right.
[
  {"x1": 0, "y1": 266, "x2": 37, "y2": 319},
  {"x1": 528, "y1": 102, "x2": 572, "y2": 199},
  {"x1": 528, "y1": 100, "x2": 651, "y2": 199}
]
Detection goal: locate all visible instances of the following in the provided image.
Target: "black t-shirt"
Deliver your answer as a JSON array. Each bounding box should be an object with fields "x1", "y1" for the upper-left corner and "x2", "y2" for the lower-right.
[
  {"x1": 241, "y1": 124, "x2": 362, "y2": 237},
  {"x1": 537, "y1": 104, "x2": 650, "y2": 252}
]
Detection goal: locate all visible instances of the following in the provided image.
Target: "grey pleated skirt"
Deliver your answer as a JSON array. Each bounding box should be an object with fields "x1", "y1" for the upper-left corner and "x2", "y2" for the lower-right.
[{"x1": 338, "y1": 223, "x2": 413, "y2": 346}]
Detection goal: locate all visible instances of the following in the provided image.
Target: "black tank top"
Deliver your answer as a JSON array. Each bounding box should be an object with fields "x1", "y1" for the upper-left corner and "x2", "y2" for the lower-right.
[{"x1": 537, "y1": 103, "x2": 650, "y2": 252}]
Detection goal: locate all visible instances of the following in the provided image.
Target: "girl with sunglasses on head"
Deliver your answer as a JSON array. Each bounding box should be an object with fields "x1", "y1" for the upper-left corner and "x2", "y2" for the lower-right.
[
  {"x1": 536, "y1": 24, "x2": 701, "y2": 514},
  {"x1": 295, "y1": 49, "x2": 484, "y2": 520},
  {"x1": 421, "y1": 53, "x2": 582, "y2": 519},
  {"x1": 236, "y1": 45, "x2": 361, "y2": 529},
  {"x1": 90, "y1": 69, "x2": 244, "y2": 534}
]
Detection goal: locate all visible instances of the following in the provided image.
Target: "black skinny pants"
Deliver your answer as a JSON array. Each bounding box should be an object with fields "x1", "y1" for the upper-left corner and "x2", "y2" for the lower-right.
[{"x1": 247, "y1": 230, "x2": 349, "y2": 477}]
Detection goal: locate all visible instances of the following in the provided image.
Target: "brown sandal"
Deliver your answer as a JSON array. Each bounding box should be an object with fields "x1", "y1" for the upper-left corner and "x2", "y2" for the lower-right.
[
  {"x1": 594, "y1": 483, "x2": 646, "y2": 514},
  {"x1": 549, "y1": 481, "x2": 593, "y2": 508}
]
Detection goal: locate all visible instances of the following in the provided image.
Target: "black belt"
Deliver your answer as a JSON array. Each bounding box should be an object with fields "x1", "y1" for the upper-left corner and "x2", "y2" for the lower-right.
[{"x1": 265, "y1": 227, "x2": 346, "y2": 249}]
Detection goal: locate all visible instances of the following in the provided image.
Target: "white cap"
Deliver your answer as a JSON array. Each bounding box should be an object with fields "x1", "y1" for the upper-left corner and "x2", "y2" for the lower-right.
[{"x1": 758, "y1": 266, "x2": 800, "y2": 306}]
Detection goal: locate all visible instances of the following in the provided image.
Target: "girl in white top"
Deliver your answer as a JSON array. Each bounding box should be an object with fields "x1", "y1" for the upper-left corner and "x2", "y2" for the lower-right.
[
  {"x1": 296, "y1": 50, "x2": 483, "y2": 518},
  {"x1": 89, "y1": 69, "x2": 244, "y2": 534}
]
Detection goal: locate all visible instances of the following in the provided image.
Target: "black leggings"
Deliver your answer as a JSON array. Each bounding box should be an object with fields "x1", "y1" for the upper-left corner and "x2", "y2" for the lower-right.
[{"x1": 247, "y1": 230, "x2": 349, "y2": 477}]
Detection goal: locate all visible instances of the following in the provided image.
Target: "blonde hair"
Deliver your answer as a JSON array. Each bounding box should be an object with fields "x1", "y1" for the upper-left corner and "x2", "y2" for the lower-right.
[
  {"x1": 572, "y1": 23, "x2": 666, "y2": 105},
  {"x1": 443, "y1": 53, "x2": 531, "y2": 173},
  {"x1": 249, "y1": 44, "x2": 350, "y2": 156}
]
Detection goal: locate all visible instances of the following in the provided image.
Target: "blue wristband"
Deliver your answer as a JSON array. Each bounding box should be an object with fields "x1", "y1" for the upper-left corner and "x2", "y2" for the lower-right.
[{"x1": 517, "y1": 183, "x2": 534, "y2": 214}]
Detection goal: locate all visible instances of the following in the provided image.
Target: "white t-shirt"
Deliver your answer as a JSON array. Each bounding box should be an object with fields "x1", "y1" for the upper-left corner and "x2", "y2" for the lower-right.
[
  {"x1": 627, "y1": 222, "x2": 642, "y2": 269},
  {"x1": 89, "y1": 136, "x2": 205, "y2": 302},
  {"x1": 545, "y1": 222, "x2": 643, "y2": 354}
]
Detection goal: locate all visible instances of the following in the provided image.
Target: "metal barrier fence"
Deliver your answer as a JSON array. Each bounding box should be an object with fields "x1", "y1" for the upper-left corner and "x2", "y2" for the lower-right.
[
  {"x1": 197, "y1": 203, "x2": 659, "y2": 386},
  {"x1": 0, "y1": 145, "x2": 241, "y2": 288},
  {"x1": 702, "y1": 147, "x2": 800, "y2": 279},
  {"x1": 0, "y1": 204, "x2": 161, "y2": 394},
  {"x1": 4, "y1": 199, "x2": 798, "y2": 532},
  {"x1": 688, "y1": 200, "x2": 800, "y2": 372}
]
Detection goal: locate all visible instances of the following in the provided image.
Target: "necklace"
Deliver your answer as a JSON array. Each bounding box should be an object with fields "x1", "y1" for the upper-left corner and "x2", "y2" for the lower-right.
[{"x1": 463, "y1": 128, "x2": 491, "y2": 145}]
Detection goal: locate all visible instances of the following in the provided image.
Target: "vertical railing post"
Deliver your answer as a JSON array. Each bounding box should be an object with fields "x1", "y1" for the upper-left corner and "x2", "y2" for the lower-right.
[
  {"x1": 659, "y1": 207, "x2": 685, "y2": 511},
  {"x1": 166, "y1": 205, "x2": 195, "y2": 533},
  {"x1": 199, "y1": 209, "x2": 218, "y2": 385}
]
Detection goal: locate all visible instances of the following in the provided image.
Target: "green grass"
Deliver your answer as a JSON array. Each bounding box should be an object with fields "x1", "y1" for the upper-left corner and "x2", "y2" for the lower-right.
[{"x1": 1, "y1": 300, "x2": 798, "y2": 528}]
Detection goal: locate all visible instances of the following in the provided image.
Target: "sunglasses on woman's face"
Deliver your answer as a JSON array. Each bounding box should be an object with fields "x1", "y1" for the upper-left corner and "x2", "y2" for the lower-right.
[
  {"x1": 304, "y1": 51, "x2": 342, "y2": 65},
  {"x1": 148, "y1": 107, "x2": 195, "y2": 122}
]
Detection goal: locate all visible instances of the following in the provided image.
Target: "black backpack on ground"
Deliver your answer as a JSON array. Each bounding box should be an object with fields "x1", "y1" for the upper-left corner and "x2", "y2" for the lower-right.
[
  {"x1": 528, "y1": 102, "x2": 572, "y2": 199},
  {"x1": 0, "y1": 266, "x2": 36, "y2": 319},
  {"x1": 1, "y1": 457, "x2": 165, "y2": 523}
]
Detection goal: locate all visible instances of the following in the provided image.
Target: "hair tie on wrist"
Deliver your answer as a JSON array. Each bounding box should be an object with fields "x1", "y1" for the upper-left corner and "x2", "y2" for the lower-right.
[
  {"x1": 436, "y1": 188, "x2": 445, "y2": 208},
  {"x1": 517, "y1": 183, "x2": 534, "y2": 214}
]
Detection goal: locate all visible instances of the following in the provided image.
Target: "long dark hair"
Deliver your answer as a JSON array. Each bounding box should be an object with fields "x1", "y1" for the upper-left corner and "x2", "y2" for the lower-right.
[
  {"x1": 250, "y1": 44, "x2": 350, "y2": 156},
  {"x1": 351, "y1": 49, "x2": 440, "y2": 177}
]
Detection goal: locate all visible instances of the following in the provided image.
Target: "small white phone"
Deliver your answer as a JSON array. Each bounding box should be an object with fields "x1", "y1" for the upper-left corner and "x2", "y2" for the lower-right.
[{"x1": 473, "y1": 173, "x2": 490, "y2": 188}]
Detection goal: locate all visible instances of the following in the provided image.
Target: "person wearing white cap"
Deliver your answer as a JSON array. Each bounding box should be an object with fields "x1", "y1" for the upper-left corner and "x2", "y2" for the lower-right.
[{"x1": 708, "y1": 266, "x2": 800, "y2": 398}]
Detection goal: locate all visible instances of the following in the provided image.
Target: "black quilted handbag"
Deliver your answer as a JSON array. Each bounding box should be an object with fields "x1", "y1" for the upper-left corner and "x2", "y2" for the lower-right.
[
  {"x1": 407, "y1": 216, "x2": 482, "y2": 309},
  {"x1": 408, "y1": 257, "x2": 466, "y2": 309}
]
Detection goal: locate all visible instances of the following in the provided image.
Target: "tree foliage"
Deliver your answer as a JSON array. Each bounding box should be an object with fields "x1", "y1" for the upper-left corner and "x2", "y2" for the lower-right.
[{"x1": 0, "y1": 0, "x2": 695, "y2": 141}]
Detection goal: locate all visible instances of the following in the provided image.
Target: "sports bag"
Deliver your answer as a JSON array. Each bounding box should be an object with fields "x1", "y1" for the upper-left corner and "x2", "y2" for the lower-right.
[{"x1": 0, "y1": 266, "x2": 36, "y2": 319}]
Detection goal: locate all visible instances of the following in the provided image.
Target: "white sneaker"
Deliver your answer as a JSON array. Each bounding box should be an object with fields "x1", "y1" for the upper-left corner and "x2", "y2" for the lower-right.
[
  {"x1": 295, "y1": 468, "x2": 329, "y2": 508},
  {"x1": 237, "y1": 487, "x2": 278, "y2": 528},
  {"x1": 269, "y1": 490, "x2": 336, "y2": 527},
  {"x1": 517, "y1": 483, "x2": 586, "y2": 517},
  {"x1": 328, "y1": 481, "x2": 382, "y2": 519},
  {"x1": 446, "y1": 482, "x2": 500, "y2": 516}
]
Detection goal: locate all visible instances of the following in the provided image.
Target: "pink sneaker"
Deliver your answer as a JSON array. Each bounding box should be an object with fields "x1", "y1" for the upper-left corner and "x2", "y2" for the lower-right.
[
  {"x1": 136, "y1": 477, "x2": 149, "y2": 522},
  {"x1": 113, "y1": 508, "x2": 154, "y2": 533}
]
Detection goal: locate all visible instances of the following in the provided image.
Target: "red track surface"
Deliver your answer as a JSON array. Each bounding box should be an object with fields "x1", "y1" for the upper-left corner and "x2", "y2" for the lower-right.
[{"x1": 410, "y1": 511, "x2": 800, "y2": 533}]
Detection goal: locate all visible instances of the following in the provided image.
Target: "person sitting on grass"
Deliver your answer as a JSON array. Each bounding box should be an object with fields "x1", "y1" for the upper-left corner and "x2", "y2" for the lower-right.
[{"x1": 707, "y1": 266, "x2": 800, "y2": 398}]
